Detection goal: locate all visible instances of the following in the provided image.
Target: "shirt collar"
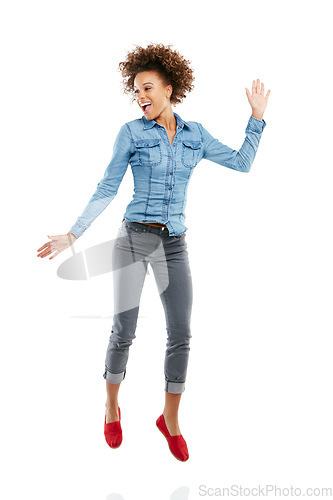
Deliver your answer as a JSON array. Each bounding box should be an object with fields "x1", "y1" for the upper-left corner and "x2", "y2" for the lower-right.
[{"x1": 142, "y1": 111, "x2": 189, "y2": 130}]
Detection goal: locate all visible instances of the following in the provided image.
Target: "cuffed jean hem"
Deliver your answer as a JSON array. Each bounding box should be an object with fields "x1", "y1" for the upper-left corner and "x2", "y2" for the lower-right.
[
  {"x1": 103, "y1": 368, "x2": 126, "y2": 384},
  {"x1": 165, "y1": 380, "x2": 185, "y2": 394}
]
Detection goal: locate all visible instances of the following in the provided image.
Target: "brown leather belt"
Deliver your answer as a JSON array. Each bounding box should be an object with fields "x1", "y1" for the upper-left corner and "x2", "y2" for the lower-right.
[
  {"x1": 122, "y1": 218, "x2": 167, "y2": 228},
  {"x1": 140, "y1": 222, "x2": 167, "y2": 227}
]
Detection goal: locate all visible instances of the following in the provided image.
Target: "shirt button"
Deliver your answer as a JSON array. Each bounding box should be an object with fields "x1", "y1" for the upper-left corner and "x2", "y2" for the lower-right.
[
  {"x1": 168, "y1": 187, "x2": 171, "y2": 190},
  {"x1": 171, "y1": 157, "x2": 173, "y2": 160},
  {"x1": 166, "y1": 203, "x2": 168, "y2": 205},
  {"x1": 170, "y1": 172, "x2": 173, "y2": 175}
]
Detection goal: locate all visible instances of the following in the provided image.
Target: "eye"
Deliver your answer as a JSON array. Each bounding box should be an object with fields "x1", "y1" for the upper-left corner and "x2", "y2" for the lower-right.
[{"x1": 134, "y1": 87, "x2": 151, "y2": 94}]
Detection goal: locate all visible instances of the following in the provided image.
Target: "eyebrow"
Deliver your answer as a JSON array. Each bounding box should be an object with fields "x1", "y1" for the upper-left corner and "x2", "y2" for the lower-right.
[{"x1": 134, "y1": 82, "x2": 155, "y2": 88}]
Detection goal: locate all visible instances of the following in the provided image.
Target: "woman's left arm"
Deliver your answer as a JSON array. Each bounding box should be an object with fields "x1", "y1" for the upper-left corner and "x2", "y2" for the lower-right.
[{"x1": 198, "y1": 78, "x2": 271, "y2": 173}]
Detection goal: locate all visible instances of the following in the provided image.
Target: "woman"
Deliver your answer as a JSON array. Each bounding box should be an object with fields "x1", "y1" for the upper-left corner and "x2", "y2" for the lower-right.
[{"x1": 37, "y1": 43, "x2": 270, "y2": 462}]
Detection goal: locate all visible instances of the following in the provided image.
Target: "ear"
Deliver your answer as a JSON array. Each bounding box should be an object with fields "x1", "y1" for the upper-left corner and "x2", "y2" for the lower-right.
[{"x1": 166, "y1": 84, "x2": 173, "y2": 97}]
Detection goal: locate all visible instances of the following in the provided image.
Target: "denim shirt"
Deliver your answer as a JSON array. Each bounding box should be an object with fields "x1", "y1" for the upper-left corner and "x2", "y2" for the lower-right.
[{"x1": 69, "y1": 112, "x2": 266, "y2": 238}]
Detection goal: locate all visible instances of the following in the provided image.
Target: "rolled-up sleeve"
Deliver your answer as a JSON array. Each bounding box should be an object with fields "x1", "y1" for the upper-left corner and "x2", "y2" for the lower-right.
[
  {"x1": 68, "y1": 123, "x2": 133, "y2": 239},
  {"x1": 198, "y1": 115, "x2": 266, "y2": 173}
]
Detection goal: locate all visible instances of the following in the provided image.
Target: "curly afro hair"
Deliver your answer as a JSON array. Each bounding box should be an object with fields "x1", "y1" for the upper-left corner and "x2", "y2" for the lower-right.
[{"x1": 118, "y1": 43, "x2": 195, "y2": 106}]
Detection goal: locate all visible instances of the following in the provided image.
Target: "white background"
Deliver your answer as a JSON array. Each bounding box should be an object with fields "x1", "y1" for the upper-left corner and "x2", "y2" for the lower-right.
[{"x1": 1, "y1": 1, "x2": 333, "y2": 499}]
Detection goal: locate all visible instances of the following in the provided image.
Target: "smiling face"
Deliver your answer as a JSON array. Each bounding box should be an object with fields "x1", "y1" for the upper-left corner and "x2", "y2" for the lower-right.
[{"x1": 133, "y1": 71, "x2": 173, "y2": 120}]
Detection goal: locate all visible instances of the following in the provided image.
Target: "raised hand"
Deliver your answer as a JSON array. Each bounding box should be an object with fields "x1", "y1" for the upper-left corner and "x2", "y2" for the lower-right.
[
  {"x1": 37, "y1": 233, "x2": 77, "y2": 260},
  {"x1": 245, "y1": 78, "x2": 271, "y2": 120}
]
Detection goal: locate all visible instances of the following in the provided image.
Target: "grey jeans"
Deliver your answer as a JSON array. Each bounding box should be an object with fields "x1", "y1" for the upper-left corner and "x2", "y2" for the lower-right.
[{"x1": 103, "y1": 219, "x2": 193, "y2": 394}]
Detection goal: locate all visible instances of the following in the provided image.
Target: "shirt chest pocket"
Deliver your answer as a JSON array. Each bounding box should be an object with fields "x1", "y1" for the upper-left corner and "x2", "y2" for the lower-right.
[
  {"x1": 181, "y1": 140, "x2": 202, "y2": 168},
  {"x1": 134, "y1": 139, "x2": 162, "y2": 166}
]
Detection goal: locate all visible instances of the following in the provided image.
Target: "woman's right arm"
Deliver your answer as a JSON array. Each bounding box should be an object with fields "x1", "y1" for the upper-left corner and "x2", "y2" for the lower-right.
[
  {"x1": 37, "y1": 123, "x2": 133, "y2": 260},
  {"x1": 68, "y1": 123, "x2": 134, "y2": 238}
]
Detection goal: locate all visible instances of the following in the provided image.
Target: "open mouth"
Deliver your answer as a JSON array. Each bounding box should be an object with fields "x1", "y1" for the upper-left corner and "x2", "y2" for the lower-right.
[{"x1": 141, "y1": 103, "x2": 152, "y2": 113}]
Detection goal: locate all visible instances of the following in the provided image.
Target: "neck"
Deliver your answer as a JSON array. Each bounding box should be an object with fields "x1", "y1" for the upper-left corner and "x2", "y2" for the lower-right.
[{"x1": 154, "y1": 106, "x2": 177, "y2": 130}]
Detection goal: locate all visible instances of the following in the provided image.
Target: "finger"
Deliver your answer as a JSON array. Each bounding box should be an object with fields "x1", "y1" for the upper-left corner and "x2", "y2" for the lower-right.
[
  {"x1": 38, "y1": 252, "x2": 49, "y2": 258},
  {"x1": 37, "y1": 246, "x2": 51, "y2": 257},
  {"x1": 37, "y1": 243, "x2": 50, "y2": 251},
  {"x1": 252, "y1": 79, "x2": 256, "y2": 94},
  {"x1": 49, "y1": 250, "x2": 60, "y2": 260},
  {"x1": 265, "y1": 89, "x2": 271, "y2": 99},
  {"x1": 261, "y1": 82, "x2": 264, "y2": 95},
  {"x1": 38, "y1": 249, "x2": 53, "y2": 258},
  {"x1": 256, "y1": 78, "x2": 260, "y2": 93}
]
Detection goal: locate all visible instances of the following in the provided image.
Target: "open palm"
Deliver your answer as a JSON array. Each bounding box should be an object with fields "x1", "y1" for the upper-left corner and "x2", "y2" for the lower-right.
[{"x1": 245, "y1": 78, "x2": 271, "y2": 118}]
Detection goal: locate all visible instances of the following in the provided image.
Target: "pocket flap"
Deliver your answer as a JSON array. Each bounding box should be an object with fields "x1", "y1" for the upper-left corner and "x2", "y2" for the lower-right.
[
  {"x1": 135, "y1": 139, "x2": 161, "y2": 148},
  {"x1": 182, "y1": 140, "x2": 202, "y2": 149}
]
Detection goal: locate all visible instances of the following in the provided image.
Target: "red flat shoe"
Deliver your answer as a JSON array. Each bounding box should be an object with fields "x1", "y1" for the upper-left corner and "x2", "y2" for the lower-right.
[
  {"x1": 156, "y1": 413, "x2": 189, "y2": 462},
  {"x1": 104, "y1": 406, "x2": 122, "y2": 449}
]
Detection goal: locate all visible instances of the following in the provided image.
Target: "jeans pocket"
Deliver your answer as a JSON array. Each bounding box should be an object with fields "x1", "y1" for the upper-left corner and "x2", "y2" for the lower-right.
[
  {"x1": 124, "y1": 221, "x2": 146, "y2": 234},
  {"x1": 172, "y1": 233, "x2": 185, "y2": 242}
]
